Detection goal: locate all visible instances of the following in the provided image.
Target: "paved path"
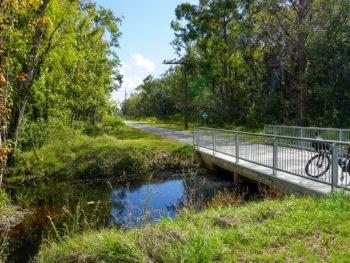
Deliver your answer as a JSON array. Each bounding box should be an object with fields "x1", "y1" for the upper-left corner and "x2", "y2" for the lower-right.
[{"x1": 125, "y1": 121, "x2": 193, "y2": 145}]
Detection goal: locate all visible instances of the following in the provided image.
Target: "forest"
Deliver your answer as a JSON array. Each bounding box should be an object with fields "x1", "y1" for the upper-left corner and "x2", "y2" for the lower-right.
[
  {"x1": 0, "y1": 0, "x2": 121, "y2": 186},
  {"x1": 124, "y1": 0, "x2": 350, "y2": 128}
]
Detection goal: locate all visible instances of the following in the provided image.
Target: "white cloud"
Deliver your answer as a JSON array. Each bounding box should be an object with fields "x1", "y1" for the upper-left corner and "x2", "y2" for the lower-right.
[
  {"x1": 130, "y1": 54, "x2": 156, "y2": 72},
  {"x1": 112, "y1": 53, "x2": 157, "y2": 104}
]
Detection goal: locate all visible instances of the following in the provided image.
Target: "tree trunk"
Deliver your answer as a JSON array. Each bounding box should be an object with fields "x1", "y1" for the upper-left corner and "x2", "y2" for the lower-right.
[
  {"x1": 7, "y1": 0, "x2": 50, "y2": 145},
  {"x1": 183, "y1": 65, "x2": 189, "y2": 130},
  {"x1": 295, "y1": 0, "x2": 311, "y2": 125},
  {"x1": 221, "y1": 18, "x2": 231, "y2": 122},
  {"x1": 0, "y1": 133, "x2": 3, "y2": 187},
  {"x1": 0, "y1": 0, "x2": 5, "y2": 186}
]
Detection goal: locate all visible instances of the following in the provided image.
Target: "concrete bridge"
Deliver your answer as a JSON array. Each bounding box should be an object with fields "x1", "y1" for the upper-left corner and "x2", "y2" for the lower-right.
[
  {"x1": 195, "y1": 126, "x2": 350, "y2": 195},
  {"x1": 126, "y1": 122, "x2": 350, "y2": 195}
]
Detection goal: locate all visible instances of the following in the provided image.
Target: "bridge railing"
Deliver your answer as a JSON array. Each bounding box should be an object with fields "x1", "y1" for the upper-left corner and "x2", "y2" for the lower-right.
[
  {"x1": 264, "y1": 125, "x2": 350, "y2": 142},
  {"x1": 194, "y1": 127, "x2": 350, "y2": 191}
]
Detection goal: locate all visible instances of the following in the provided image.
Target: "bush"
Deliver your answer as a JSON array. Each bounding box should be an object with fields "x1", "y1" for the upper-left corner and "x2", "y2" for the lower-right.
[
  {"x1": 0, "y1": 188, "x2": 9, "y2": 209},
  {"x1": 83, "y1": 116, "x2": 125, "y2": 137},
  {"x1": 166, "y1": 113, "x2": 184, "y2": 123},
  {"x1": 18, "y1": 119, "x2": 72, "y2": 151},
  {"x1": 83, "y1": 123, "x2": 104, "y2": 137}
]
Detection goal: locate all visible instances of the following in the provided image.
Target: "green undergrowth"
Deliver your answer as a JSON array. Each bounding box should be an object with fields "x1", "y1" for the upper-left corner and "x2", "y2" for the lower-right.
[
  {"x1": 37, "y1": 193, "x2": 350, "y2": 262},
  {"x1": 0, "y1": 188, "x2": 10, "y2": 211},
  {"x1": 6, "y1": 122, "x2": 196, "y2": 183}
]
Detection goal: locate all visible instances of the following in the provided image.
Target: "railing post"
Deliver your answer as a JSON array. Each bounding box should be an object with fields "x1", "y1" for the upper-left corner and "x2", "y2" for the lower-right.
[
  {"x1": 339, "y1": 131, "x2": 343, "y2": 142},
  {"x1": 212, "y1": 129, "x2": 216, "y2": 155},
  {"x1": 235, "y1": 133, "x2": 240, "y2": 163},
  {"x1": 331, "y1": 143, "x2": 338, "y2": 192},
  {"x1": 273, "y1": 137, "x2": 278, "y2": 175},
  {"x1": 193, "y1": 126, "x2": 195, "y2": 146},
  {"x1": 299, "y1": 128, "x2": 304, "y2": 148}
]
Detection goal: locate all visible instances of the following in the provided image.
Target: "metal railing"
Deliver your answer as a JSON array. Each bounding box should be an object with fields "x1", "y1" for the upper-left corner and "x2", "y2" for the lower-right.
[
  {"x1": 264, "y1": 125, "x2": 350, "y2": 142},
  {"x1": 194, "y1": 127, "x2": 350, "y2": 192}
]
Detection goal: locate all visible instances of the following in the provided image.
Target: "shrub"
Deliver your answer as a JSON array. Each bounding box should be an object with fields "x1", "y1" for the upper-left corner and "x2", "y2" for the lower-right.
[
  {"x1": 83, "y1": 116, "x2": 125, "y2": 137},
  {"x1": 0, "y1": 188, "x2": 9, "y2": 209},
  {"x1": 83, "y1": 123, "x2": 104, "y2": 137},
  {"x1": 102, "y1": 116, "x2": 124, "y2": 129}
]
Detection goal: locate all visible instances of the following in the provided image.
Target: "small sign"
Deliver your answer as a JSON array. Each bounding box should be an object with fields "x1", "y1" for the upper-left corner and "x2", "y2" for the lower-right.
[{"x1": 202, "y1": 112, "x2": 208, "y2": 124}]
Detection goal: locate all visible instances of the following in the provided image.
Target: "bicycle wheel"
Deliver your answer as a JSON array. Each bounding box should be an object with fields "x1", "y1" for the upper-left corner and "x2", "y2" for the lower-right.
[{"x1": 305, "y1": 153, "x2": 331, "y2": 178}]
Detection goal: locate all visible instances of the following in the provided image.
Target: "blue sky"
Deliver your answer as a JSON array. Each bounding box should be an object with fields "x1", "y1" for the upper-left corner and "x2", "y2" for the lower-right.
[{"x1": 95, "y1": 0, "x2": 197, "y2": 103}]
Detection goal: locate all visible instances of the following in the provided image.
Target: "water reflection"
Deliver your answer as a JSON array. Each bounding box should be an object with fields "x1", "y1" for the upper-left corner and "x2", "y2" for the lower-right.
[
  {"x1": 110, "y1": 176, "x2": 234, "y2": 227},
  {"x1": 6, "y1": 174, "x2": 235, "y2": 262}
]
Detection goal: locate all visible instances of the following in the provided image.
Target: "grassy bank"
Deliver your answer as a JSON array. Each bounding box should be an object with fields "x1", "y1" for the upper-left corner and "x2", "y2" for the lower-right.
[
  {"x1": 37, "y1": 194, "x2": 350, "y2": 262},
  {"x1": 5, "y1": 121, "x2": 196, "y2": 184},
  {"x1": 132, "y1": 116, "x2": 263, "y2": 133}
]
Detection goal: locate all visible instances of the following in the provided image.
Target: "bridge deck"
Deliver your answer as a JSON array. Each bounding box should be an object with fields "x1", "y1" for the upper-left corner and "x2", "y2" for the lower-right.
[
  {"x1": 196, "y1": 130, "x2": 350, "y2": 195},
  {"x1": 198, "y1": 146, "x2": 333, "y2": 195}
]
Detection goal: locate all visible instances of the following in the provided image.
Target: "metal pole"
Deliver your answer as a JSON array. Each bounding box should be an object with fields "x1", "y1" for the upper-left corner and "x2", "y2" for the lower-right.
[
  {"x1": 300, "y1": 128, "x2": 304, "y2": 148},
  {"x1": 235, "y1": 133, "x2": 239, "y2": 163},
  {"x1": 331, "y1": 143, "x2": 338, "y2": 192},
  {"x1": 184, "y1": 65, "x2": 189, "y2": 130},
  {"x1": 273, "y1": 137, "x2": 278, "y2": 175},
  {"x1": 193, "y1": 126, "x2": 195, "y2": 146},
  {"x1": 212, "y1": 129, "x2": 215, "y2": 155}
]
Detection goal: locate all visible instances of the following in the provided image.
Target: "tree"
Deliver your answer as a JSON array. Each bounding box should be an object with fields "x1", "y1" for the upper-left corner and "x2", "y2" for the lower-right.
[
  {"x1": 0, "y1": 0, "x2": 121, "y2": 184},
  {"x1": 127, "y1": 0, "x2": 350, "y2": 128}
]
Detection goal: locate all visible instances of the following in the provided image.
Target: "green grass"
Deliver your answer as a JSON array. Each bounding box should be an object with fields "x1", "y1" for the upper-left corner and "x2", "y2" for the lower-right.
[
  {"x1": 131, "y1": 117, "x2": 195, "y2": 132},
  {"x1": 132, "y1": 117, "x2": 263, "y2": 133},
  {"x1": 0, "y1": 188, "x2": 10, "y2": 210},
  {"x1": 6, "y1": 124, "x2": 195, "y2": 183},
  {"x1": 37, "y1": 193, "x2": 350, "y2": 262}
]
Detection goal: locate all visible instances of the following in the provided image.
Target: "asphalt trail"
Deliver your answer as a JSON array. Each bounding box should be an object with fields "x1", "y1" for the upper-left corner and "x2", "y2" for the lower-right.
[{"x1": 125, "y1": 122, "x2": 193, "y2": 145}]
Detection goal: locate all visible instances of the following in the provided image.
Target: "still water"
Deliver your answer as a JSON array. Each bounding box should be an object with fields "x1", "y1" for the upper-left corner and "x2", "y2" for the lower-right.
[{"x1": 4, "y1": 173, "x2": 235, "y2": 262}]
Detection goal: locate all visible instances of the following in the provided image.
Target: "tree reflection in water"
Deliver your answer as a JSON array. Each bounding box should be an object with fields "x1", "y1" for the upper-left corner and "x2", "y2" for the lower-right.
[{"x1": 110, "y1": 176, "x2": 234, "y2": 228}]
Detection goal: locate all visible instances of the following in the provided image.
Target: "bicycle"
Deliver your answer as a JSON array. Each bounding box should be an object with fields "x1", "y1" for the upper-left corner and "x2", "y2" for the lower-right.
[{"x1": 305, "y1": 139, "x2": 350, "y2": 178}]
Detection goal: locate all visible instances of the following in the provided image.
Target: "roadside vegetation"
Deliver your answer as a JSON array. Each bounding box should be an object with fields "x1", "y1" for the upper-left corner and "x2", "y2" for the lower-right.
[
  {"x1": 5, "y1": 119, "x2": 195, "y2": 184},
  {"x1": 38, "y1": 193, "x2": 350, "y2": 262},
  {"x1": 132, "y1": 116, "x2": 263, "y2": 133}
]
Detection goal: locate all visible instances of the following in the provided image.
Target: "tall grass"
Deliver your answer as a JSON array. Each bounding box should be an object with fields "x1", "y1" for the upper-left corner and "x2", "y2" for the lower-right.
[
  {"x1": 0, "y1": 188, "x2": 9, "y2": 209},
  {"x1": 6, "y1": 122, "x2": 196, "y2": 183},
  {"x1": 37, "y1": 193, "x2": 350, "y2": 262},
  {"x1": 0, "y1": 228, "x2": 9, "y2": 263},
  {"x1": 0, "y1": 189, "x2": 10, "y2": 263}
]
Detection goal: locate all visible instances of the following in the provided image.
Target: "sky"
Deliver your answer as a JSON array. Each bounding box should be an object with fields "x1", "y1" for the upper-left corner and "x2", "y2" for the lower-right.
[{"x1": 95, "y1": 0, "x2": 197, "y2": 104}]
